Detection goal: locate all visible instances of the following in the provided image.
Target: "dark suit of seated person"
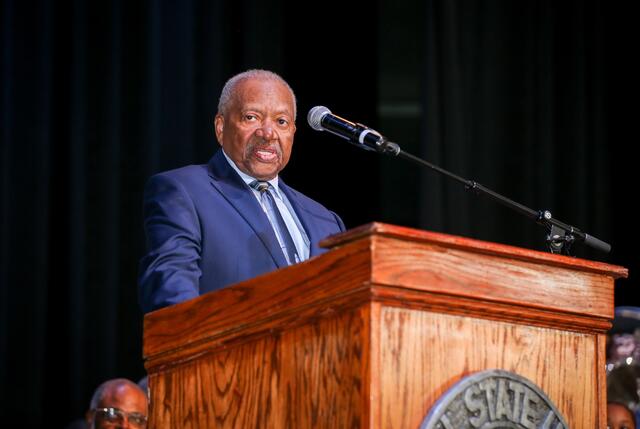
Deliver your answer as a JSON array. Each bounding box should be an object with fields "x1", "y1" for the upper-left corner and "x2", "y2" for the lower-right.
[{"x1": 138, "y1": 69, "x2": 345, "y2": 313}]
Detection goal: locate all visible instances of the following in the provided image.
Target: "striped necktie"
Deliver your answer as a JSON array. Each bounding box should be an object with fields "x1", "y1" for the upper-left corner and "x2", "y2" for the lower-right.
[{"x1": 250, "y1": 181, "x2": 300, "y2": 265}]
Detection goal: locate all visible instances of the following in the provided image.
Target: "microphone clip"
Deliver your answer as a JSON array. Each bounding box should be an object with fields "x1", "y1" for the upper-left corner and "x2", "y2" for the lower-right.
[
  {"x1": 369, "y1": 133, "x2": 401, "y2": 156},
  {"x1": 352, "y1": 123, "x2": 400, "y2": 155}
]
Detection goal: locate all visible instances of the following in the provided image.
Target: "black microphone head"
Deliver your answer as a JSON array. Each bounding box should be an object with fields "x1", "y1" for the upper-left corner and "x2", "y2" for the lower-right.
[{"x1": 307, "y1": 106, "x2": 331, "y2": 131}]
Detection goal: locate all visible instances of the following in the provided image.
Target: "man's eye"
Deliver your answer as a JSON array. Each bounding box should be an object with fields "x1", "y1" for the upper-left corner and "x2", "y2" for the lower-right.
[
  {"x1": 278, "y1": 118, "x2": 289, "y2": 126},
  {"x1": 245, "y1": 114, "x2": 257, "y2": 121}
]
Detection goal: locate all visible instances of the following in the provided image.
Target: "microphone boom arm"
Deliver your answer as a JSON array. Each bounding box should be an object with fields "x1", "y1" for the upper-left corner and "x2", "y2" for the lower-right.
[{"x1": 366, "y1": 137, "x2": 610, "y2": 255}]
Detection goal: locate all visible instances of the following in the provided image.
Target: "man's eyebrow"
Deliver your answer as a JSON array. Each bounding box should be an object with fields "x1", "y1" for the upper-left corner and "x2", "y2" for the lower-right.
[{"x1": 241, "y1": 109, "x2": 293, "y2": 120}]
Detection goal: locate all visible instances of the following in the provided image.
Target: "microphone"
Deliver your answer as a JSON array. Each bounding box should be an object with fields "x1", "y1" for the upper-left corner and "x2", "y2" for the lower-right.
[{"x1": 307, "y1": 106, "x2": 383, "y2": 152}]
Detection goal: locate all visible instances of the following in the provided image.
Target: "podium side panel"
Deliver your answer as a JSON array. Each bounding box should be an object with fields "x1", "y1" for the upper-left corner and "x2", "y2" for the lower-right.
[
  {"x1": 378, "y1": 307, "x2": 598, "y2": 428},
  {"x1": 147, "y1": 306, "x2": 371, "y2": 428}
]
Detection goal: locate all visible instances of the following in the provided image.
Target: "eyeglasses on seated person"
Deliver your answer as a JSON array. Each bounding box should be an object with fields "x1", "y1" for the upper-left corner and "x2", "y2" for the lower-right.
[{"x1": 90, "y1": 407, "x2": 147, "y2": 428}]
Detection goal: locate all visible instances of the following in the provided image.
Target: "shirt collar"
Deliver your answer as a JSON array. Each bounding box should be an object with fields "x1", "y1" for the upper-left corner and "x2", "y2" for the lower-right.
[{"x1": 221, "y1": 149, "x2": 281, "y2": 194}]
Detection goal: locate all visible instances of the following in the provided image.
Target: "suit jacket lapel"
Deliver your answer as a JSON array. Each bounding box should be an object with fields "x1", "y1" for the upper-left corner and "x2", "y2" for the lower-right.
[{"x1": 207, "y1": 150, "x2": 288, "y2": 268}]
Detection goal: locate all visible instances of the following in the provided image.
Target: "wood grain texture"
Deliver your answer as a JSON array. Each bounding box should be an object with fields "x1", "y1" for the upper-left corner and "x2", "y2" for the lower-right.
[
  {"x1": 371, "y1": 286, "x2": 612, "y2": 334},
  {"x1": 367, "y1": 303, "x2": 381, "y2": 429},
  {"x1": 147, "y1": 307, "x2": 370, "y2": 428},
  {"x1": 369, "y1": 234, "x2": 616, "y2": 320},
  {"x1": 597, "y1": 333, "x2": 608, "y2": 427},
  {"x1": 323, "y1": 222, "x2": 628, "y2": 279},
  {"x1": 143, "y1": 223, "x2": 626, "y2": 428},
  {"x1": 377, "y1": 307, "x2": 600, "y2": 428}
]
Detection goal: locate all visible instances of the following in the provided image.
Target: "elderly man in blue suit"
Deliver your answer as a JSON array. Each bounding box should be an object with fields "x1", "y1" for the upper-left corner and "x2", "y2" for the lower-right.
[{"x1": 138, "y1": 69, "x2": 345, "y2": 313}]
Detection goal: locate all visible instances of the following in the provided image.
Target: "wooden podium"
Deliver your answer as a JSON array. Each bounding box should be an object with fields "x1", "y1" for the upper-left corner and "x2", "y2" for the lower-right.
[{"x1": 143, "y1": 223, "x2": 627, "y2": 428}]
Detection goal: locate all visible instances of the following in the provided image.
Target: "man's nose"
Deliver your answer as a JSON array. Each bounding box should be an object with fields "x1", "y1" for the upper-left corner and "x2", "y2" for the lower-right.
[{"x1": 255, "y1": 120, "x2": 276, "y2": 140}]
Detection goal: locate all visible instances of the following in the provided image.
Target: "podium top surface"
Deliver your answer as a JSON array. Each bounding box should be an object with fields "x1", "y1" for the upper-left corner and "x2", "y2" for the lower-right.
[{"x1": 322, "y1": 222, "x2": 628, "y2": 278}]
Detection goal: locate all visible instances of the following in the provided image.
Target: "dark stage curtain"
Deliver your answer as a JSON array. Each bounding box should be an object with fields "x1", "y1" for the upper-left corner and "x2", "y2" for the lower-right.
[
  {"x1": 0, "y1": 0, "x2": 635, "y2": 426},
  {"x1": 0, "y1": 0, "x2": 261, "y2": 425},
  {"x1": 422, "y1": 1, "x2": 610, "y2": 249},
  {"x1": 418, "y1": 0, "x2": 635, "y2": 298}
]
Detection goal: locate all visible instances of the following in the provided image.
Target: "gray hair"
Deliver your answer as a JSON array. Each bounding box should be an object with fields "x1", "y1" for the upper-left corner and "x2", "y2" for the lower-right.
[{"x1": 217, "y1": 69, "x2": 297, "y2": 120}]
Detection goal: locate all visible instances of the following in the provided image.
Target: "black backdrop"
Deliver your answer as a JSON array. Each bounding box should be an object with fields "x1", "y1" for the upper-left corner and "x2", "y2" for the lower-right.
[{"x1": 1, "y1": 0, "x2": 637, "y2": 426}]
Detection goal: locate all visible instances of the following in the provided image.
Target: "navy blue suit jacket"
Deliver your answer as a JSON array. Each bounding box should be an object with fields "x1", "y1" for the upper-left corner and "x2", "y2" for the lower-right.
[{"x1": 138, "y1": 149, "x2": 346, "y2": 313}]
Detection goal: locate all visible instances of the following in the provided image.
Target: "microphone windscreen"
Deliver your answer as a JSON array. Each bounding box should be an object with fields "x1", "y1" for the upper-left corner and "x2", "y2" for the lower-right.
[{"x1": 307, "y1": 106, "x2": 331, "y2": 131}]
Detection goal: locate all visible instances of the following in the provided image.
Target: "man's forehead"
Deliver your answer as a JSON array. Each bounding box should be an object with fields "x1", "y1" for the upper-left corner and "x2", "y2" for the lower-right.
[
  {"x1": 236, "y1": 78, "x2": 292, "y2": 100},
  {"x1": 100, "y1": 384, "x2": 145, "y2": 408}
]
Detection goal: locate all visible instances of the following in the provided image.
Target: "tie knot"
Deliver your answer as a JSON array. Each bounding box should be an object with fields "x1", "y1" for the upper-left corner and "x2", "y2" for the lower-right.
[{"x1": 250, "y1": 181, "x2": 270, "y2": 193}]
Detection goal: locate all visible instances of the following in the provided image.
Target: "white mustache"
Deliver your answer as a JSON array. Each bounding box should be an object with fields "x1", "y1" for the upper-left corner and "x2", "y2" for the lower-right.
[{"x1": 245, "y1": 141, "x2": 282, "y2": 158}]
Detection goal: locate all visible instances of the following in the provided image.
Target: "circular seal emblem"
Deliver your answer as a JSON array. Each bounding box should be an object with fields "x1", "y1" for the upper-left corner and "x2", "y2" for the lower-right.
[{"x1": 420, "y1": 370, "x2": 568, "y2": 429}]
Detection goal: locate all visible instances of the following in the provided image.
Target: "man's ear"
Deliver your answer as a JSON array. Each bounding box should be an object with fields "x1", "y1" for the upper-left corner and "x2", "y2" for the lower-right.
[
  {"x1": 85, "y1": 410, "x2": 94, "y2": 426},
  {"x1": 214, "y1": 114, "x2": 224, "y2": 146}
]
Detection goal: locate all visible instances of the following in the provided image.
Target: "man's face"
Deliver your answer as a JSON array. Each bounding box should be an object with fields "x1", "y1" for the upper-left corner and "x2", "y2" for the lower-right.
[{"x1": 214, "y1": 77, "x2": 296, "y2": 180}]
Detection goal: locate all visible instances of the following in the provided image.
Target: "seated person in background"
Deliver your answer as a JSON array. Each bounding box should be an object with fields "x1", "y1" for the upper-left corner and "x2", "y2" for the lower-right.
[
  {"x1": 85, "y1": 378, "x2": 148, "y2": 429},
  {"x1": 608, "y1": 401, "x2": 637, "y2": 429},
  {"x1": 607, "y1": 307, "x2": 640, "y2": 426}
]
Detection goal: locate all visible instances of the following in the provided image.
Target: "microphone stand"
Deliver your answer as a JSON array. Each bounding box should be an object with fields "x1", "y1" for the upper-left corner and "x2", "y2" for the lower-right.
[{"x1": 365, "y1": 136, "x2": 611, "y2": 256}]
